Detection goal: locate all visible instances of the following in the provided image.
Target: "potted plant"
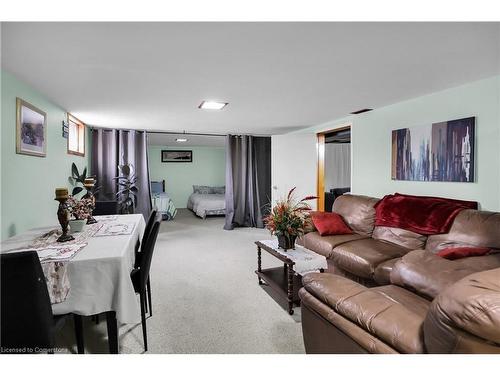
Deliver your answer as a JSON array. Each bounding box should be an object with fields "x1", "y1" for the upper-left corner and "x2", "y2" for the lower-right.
[
  {"x1": 264, "y1": 187, "x2": 317, "y2": 250},
  {"x1": 67, "y1": 196, "x2": 94, "y2": 233},
  {"x1": 114, "y1": 163, "x2": 138, "y2": 214}
]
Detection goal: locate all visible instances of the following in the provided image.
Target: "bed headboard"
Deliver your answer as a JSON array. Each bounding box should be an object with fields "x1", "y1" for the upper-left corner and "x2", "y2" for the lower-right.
[{"x1": 151, "y1": 180, "x2": 165, "y2": 194}]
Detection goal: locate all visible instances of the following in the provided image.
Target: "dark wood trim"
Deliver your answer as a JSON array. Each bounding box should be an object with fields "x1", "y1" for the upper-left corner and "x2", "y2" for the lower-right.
[
  {"x1": 255, "y1": 241, "x2": 301, "y2": 315},
  {"x1": 255, "y1": 241, "x2": 295, "y2": 265}
]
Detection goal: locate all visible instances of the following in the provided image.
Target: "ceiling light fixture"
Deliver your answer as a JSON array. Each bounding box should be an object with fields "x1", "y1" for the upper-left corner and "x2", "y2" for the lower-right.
[
  {"x1": 198, "y1": 100, "x2": 228, "y2": 110},
  {"x1": 175, "y1": 138, "x2": 188, "y2": 143}
]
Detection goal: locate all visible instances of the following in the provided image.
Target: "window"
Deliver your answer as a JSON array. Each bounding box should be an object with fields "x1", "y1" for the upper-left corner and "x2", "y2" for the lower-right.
[{"x1": 67, "y1": 114, "x2": 85, "y2": 156}]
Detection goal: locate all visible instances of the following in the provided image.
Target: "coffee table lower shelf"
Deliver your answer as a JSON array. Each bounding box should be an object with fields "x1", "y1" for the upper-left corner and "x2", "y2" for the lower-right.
[{"x1": 255, "y1": 266, "x2": 302, "y2": 314}]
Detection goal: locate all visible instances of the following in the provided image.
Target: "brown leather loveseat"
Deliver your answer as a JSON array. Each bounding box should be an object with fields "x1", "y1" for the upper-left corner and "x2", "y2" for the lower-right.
[{"x1": 297, "y1": 194, "x2": 500, "y2": 353}]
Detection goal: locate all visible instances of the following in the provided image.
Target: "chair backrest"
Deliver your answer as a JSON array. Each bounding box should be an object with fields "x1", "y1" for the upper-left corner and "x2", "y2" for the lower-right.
[
  {"x1": 1, "y1": 251, "x2": 55, "y2": 351},
  {"x1": 141, "y1": 210, "x2": 158, "y2": 252},
  {"x1": 94, "y1": 200, "x2": 118, "y2": 216},
  {"x1": 137, "y1": 218, "x2": 161, "y2": 289}
]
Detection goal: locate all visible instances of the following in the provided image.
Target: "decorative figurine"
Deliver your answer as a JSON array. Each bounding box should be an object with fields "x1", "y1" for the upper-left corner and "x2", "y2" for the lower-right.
[
  {"x1": 82, "y1": 178, "x2": 97, "y2": 224},
  {"x1": 55, "y1": 188, "x2": 75, "y2": 242}
]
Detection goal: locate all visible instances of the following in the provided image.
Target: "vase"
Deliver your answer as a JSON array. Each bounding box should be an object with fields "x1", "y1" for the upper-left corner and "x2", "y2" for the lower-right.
[
  {"x1": 69, "y1": 219, "x2": 86, "y2": 233},
  {"x1": 277, "y1": 234, "x2": 297, "y2": 251}
]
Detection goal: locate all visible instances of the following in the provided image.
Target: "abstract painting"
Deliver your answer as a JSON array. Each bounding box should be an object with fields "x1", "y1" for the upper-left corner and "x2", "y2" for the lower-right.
[
  {"x1": 391, "y1": 117, "x2": 475, "y2": 182},
  {"x1": 161, "y1": 150, "x2": 193, "y2": 162},
  {"x1": 16, "y1": 97, "x2": 47, "y2": 157}
]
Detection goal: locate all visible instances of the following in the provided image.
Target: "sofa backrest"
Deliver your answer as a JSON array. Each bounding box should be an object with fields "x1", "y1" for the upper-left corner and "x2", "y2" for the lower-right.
[
  {"x1": 332, "y1": 194, "x2": 379, "y2": 236},
  {"x1": 426, "y1": 209, "x2": 500, "y2": 252},
  {"x1": 372, "y1": 226, "x2": 427, "y2": 249},
  {"x1": 423, "y1": 268, "x2": 500, "y2": 353}
]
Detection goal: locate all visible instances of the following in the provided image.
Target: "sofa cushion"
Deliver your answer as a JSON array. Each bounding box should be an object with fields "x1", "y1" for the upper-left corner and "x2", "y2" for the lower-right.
[
  {"x1": 302, "y1": 273, "x2": 429, "y2": 353},
  {"x1": 332, "y1": 194, "x2": 379, "y2": 236},
  {"x1": 372, "y1": 226, "x2": 427, "y2": 249},
  {"x1": 423, "y1": 268, "x2": 500, "y2": 353},
  {"x1": 297, "y1": 231, "x2": 367, "y2": 258},
  {"x1": 331, "y1": 238, "x2": 410, "y2": 279},
  {"x1": 373, "y1": 258, "x2": 399, "y2": 285},
  {"x1": 311, "y1": 212, "x2": 353, "y2": 236},
  {"x1": 391, "y1": 250, "x2": 500, "y2": 300},
  {"x1": 426, "y1": 209, "x2": 500, "y2": 252}
]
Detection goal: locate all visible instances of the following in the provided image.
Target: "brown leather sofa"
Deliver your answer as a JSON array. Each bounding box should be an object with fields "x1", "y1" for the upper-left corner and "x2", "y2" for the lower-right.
[{"x1": 297, "y1": 194, "x2": 500, "y2": 353}]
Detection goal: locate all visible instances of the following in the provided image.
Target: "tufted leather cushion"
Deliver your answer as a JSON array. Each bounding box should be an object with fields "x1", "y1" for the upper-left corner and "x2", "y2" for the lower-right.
[
  {"x1": 332, "y1": 194, "x2": 379, "y2": 236},
  {"x1": 391, "y1": 250, "x2": 500, "y2": 300},
  {"x1": 297, "y1": 232, "x2": 367, "y2": 258},
  {"x1": 331, "y1": 238, "x2": 410, "y2": 279},
  {"x1": 426, "y1": 209, "x2": 500, "y2": 253},
  {"x1": 372, "y1": 226, "x2": 427, "y2": 249},
  {"x1": 423, "y1": 268, "x2": 500, "y2": 353},
  {"x1": 302, "y1": 273, "x2": 430, "y2": 353},
  {"x1": 373, "y1": 258, "x2": 399, "y2": 285}
]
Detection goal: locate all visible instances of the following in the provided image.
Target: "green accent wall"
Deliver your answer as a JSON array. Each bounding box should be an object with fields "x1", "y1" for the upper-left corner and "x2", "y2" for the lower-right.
[
  {"x1": 350, "y1": 76, "x2": 500, "y2": 210},
  {"x1": 288, "y1": 75, "x2": 500, "y2": 211},
  {"x1": 148, "y1": 145, "x2": 226, "y2": 208},
  {"x1": 1, "y1": 70, "x2": 89, "y2": 240}
]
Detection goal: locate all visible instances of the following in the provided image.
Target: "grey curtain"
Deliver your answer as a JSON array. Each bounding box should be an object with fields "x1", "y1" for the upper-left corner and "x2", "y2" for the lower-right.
[
  {"x1": 224, "y1": 135, "x2": 271, "y2": 230},
  {"x1": 91, "y1": 128, "x2": 152, "y2": 218}
]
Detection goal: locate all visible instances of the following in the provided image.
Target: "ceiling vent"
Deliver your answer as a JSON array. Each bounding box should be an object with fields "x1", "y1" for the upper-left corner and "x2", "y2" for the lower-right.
[{"x1": 350, "y1": 108, "x2": 373, "y2": 115}]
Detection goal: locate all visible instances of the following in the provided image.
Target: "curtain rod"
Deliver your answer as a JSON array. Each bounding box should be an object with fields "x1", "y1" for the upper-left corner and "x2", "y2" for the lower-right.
[{"x1": 89, "y1": 126, "x2": 270, "y2": 138}]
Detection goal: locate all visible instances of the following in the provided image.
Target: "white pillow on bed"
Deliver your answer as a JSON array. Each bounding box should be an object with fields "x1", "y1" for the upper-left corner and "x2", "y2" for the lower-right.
[
  {"x1": 193, "y1": 185, "x2": 212, "y2": 194},
  {"x1": 212, "y1": 186, "x2": 225, "y2": 194}
]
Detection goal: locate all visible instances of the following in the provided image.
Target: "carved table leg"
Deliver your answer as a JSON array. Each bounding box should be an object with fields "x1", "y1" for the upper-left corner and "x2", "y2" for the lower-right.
[
  {"x1": 287, "y1": 265, "x2": 294, "y2": 315},
  {"x1": 257, "y1": 246, "x2": 262, "y2": 285}
]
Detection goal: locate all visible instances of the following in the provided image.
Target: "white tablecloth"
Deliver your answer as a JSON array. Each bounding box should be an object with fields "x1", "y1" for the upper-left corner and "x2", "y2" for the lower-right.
[{"x1": 1, "y1": 214, "x2": 145, "y2": 324}]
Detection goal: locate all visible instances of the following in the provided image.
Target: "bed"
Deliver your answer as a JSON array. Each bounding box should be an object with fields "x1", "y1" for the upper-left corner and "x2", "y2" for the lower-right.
[
  {"x1": 151, "y1": 180, "x2": 177, "y2": 220},
  {"x1": 187, "y1": 185, "x2": 226, "y2": 219}
]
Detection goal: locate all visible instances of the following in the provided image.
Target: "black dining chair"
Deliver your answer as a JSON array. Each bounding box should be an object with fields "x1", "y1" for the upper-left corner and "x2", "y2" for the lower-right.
[
  {"x1": 135, "y1": 209, "x2": 158, "y2": 316},
  {"x1": 0, "y1": 251, "x2": 84, "y2": 354},
  {"x1": 93, "y1": 210, "x2": 158, "y2": 327},
  {"x1": 130, "y1": 217, "x2": 161, "y2": 352}
]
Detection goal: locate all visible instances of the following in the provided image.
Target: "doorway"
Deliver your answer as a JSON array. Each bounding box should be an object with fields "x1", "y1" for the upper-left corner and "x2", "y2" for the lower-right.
[{"x1": 317, "y1": 126, "x2": 351, "y2": 211}]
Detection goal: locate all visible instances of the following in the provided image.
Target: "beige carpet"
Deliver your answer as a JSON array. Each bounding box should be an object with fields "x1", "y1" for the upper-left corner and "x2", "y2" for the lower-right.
[{"x1": 57, "y1": 209, "x2": 305, "y2": 354}]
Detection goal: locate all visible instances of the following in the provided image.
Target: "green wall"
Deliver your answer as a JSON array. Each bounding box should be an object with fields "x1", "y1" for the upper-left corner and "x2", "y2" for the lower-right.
[
  {"x1": 1, "y1": 70, "x2": 89, "y2": 240},
  {"x1": 350, "y1": 76, "x2": 500, "y2": 210},
  {"x1": 289, "y1": 75, "x2": 500, "y2": 211},
  {"x1": 148, "y1": 145, "x2": 226, "y2": 208}
]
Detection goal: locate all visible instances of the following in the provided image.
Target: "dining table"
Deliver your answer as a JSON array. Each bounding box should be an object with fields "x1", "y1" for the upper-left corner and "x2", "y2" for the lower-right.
[{"x1": 0, "y1": 213, "x2": 146, "y2": 353}]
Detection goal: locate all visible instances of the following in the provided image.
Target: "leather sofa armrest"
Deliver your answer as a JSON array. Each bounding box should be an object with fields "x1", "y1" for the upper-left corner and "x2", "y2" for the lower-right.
[
  {"x1": 423, "y1": 268, "x2": 500, "y2": 353},
  {"x1": 390, "y1": 250, "x2": 475, "y2": 300}
]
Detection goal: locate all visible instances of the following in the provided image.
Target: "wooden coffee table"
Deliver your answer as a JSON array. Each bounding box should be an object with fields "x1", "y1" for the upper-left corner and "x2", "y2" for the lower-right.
[{"x1": 255, "y1": 240, "x2": 324, "y2": 315}]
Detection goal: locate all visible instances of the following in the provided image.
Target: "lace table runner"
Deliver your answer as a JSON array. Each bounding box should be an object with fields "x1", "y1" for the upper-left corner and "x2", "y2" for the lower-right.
[
  {"x1": 259, "y1": 239, "x2": 328, "y2": 276},
  {"x1": 9, "y1": 222, "x2": 104, "y2": 304}
]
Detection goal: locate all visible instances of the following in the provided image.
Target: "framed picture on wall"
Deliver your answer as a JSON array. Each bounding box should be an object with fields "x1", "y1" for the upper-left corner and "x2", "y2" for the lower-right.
[
  {"x1": 16, "y1": 97, "x2": 47, "y2": 157},
  {"x1": 161, "y1": 150, "x2": 193, "y2": 162},
  {"x1": 391, "y1": 116, "x2": 475, "y2": 182}
]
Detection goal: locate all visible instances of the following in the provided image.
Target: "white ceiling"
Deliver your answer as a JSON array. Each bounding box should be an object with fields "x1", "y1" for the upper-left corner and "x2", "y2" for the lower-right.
[
  {"x1": 147, "y1": 133, "x2": 225, "y2": 147},
  {"x1": 2, "y1": 22, "x2": 499, "y2": 135}
]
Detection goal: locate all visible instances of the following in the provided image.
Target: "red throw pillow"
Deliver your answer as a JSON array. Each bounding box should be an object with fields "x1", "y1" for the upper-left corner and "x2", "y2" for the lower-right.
[
  {"x1": 437, "y1": 246, "x2": 491, "y2": 260},
  {"x1": 311, "y1": 212, "x2": 353, "y2": 236}
]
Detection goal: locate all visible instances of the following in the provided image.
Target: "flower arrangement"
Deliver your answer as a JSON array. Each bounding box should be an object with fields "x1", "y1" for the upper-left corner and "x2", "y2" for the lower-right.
[
  {"x1": 264, "y1": 187, "x2": 317, "y2": 249},
  {"x1": 67, "y1": 196, "x2": 94, "y2": 220}
]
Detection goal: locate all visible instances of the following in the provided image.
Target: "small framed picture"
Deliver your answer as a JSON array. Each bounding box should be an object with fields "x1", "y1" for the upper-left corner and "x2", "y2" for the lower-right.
[
  {"x1": 16, "y1": 97, "x2": 47, "y2": 157},
  {"x1": 161, "y1": 150, "x2": 193, "y2": 163}
]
